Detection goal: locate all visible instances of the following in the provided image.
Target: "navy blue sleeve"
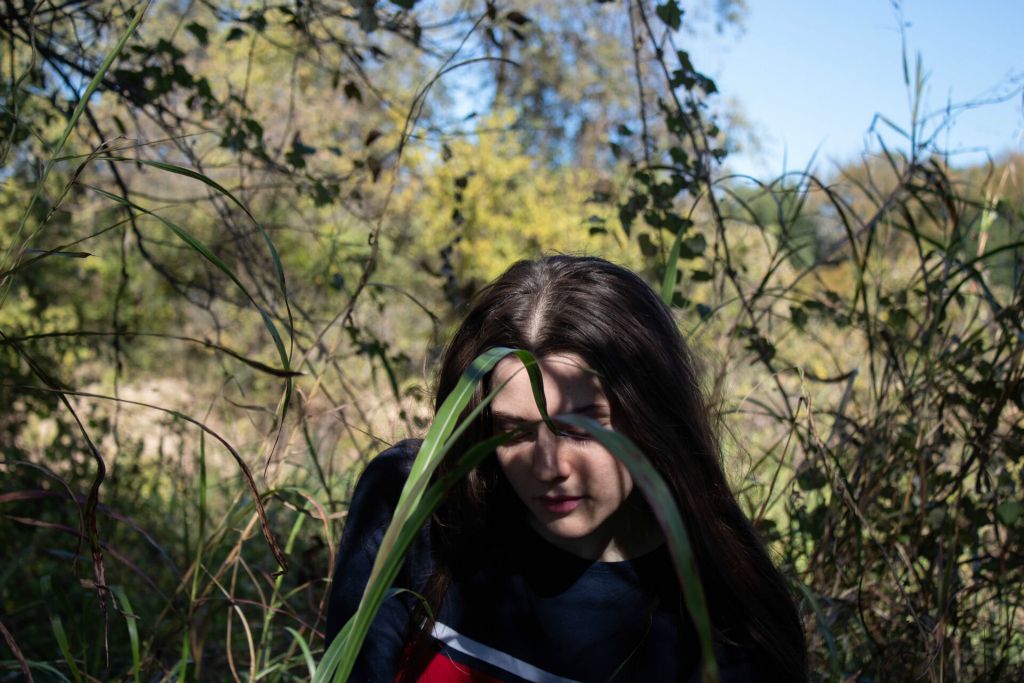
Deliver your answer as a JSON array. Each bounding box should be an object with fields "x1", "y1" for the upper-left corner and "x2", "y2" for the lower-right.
[{"x1": 324, "y1": 440, "x2": 425, "y2": 682}]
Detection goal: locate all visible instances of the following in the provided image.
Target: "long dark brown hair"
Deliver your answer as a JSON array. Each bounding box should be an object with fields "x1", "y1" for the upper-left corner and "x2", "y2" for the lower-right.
[{"x1": 401, "y1": 255, "x2": 806, "y2": 680}]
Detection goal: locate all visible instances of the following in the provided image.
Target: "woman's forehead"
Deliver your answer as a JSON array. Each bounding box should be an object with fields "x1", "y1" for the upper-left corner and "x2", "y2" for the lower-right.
[{"x1": 491, "y1": 352, "x2": 608, "y2": 416}]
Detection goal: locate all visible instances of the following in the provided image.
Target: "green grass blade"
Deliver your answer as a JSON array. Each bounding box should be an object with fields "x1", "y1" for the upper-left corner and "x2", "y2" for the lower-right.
[
  {"x1": 176, "y1": 619, "x2": 191, "y2": 683},
  {"x1": 198, "y1": 429, "x2": 207, "y2": 570},
  {"x1": 319, "y1": 433, "x2": 511, "y2": 683},
  {"x1": 259, "y1": 510, "x2": 307, "y2": 673},
  {"x1": 321, "y1": 343, "x2": 521, "y2": 682},
  {"x1": 556, "y1": 414, "x2": 720, "y2": 683},
  {"x1": 320, "y1": 347, "x2": 545, "y2": 682},
  {"x1": 314, "y1": 616, "x2": 352, "y2": 682},
  {"x1": 402, "y1": 346, "x2": 510, "y2": 486},
  {"x1": 39, "y1": 576, "x2": 83, "y2": 683},
  {"x1": 403, "y1": 348, "x2": 546, "y2": 488},
  {"x1": 381, "y1": 348, "x2": 547, "y2": 573},
  {"x1": 110, "y1": 586, "x2": 141, "y2": 683},
  {"x1": 18, "y1": 660, "x2": 73, "y2": 682},
  {"x1": 661, "y1": 226, "x2": 686, "y2": 305},
  {"x1": 191, "y1": 430, "x2": 206, "y2": 602},
  {"x1": 88, "y1": 153, "x2": 295, "y2": 432},
  {"x1": 284, "y1": 627, "x2": 316, "y2": 681}
]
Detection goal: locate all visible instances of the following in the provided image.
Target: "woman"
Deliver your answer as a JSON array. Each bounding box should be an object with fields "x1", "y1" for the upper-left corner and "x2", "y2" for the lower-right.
[{"x1": 326, "y1": 255, "x2": 807, "y2": 682}]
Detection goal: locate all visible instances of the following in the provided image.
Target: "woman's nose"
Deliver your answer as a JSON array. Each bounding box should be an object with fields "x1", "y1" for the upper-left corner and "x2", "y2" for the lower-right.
[{"x1": 532, "y1": 426, "x2": 571, "y2": 481}]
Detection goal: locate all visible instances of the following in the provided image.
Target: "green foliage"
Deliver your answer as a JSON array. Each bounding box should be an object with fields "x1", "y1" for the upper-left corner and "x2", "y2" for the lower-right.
[{"x1": 1, "y1": 0, "x2": 1022, "y2": 682}]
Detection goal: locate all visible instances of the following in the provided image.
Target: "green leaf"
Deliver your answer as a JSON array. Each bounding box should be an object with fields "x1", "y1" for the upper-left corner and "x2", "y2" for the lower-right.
[
  {"x1": 996, "y1": 501, "x2": 1023, "y2": 526},
  {"x1": 89, "y1": 155, "x2": 292, "y2": 374},
  {"x1": 656, "y1": 1, "x2": 683, "y2": 31},
  {"x1": 661, "y1": 224, "x2": 688, "y2": 304},
  {"x1": 285, "y1": 133, "x2": 317, "y2": 168},
  {"x1": 506, "y1": 10, "x2": 530, "y2": 25},
  {"x1": 796, "y1": 463, "x2": 827, "y2": 491},
  {"x1": 244, "y1": 117, "x2": 264, "y2": 139},
  {"x1": 690, "y1": 269, "x2": 713, "y2": 282},
  {"x1": 679, "y1": 233, "x2": 706, "y2": 259},
  {"x1": 343, "y1": 81, "x2": 363, "y2": 102},
  {"x1": 790, "y1": 305, "x2": 808, "y2": 329},
  {"x1": 358, "y1": 2, "x2": 379, "y2": 32},
  {"x1": 618, "y1": 192, "x2": 647, "y2": 238},
  {"x1": 244, "y1": 11, "x2": 267, "y2": 32},
  {"x1": 185, "y1": 22, "x2": 208, "y2": 46},
  {"x1": 638, "y1": 232, "x2": 658, "y2": 258}
]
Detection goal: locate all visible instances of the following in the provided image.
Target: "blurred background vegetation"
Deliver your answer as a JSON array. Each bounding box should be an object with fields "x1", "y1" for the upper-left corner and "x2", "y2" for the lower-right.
[{"x1": 1, "y1": 0, "x2": 1022, "y2": 681}]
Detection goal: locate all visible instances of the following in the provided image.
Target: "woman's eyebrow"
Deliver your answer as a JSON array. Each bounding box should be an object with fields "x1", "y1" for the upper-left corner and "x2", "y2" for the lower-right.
[
  {"x1": 554, "y1": 403, "x2": 608, "y2": 417},
  {"x1": 490, "y1": 411, "x2": 532, "y2": 424},
  {"x1": 492, "y1": 404, "x2": 608, "y2": 423}
]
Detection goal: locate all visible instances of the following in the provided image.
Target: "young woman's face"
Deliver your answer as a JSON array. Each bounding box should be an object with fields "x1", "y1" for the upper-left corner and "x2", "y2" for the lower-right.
[{"x1": 490, "y1": 353, "x2": 658, "y2": 561}]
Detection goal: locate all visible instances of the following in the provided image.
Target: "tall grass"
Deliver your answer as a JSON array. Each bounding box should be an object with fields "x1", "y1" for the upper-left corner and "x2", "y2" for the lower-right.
[{"x1": 1, "y1": 1, "x2": 1021, "y2": 682}]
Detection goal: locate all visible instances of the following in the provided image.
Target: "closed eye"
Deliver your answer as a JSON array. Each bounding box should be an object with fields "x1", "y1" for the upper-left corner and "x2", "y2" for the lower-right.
[
  {"x1": 555, "y1": 428, "x2": 592, "y2": 443},
  {"x1": 496, "y1": 422, "x2": 536, "y2": 444}
]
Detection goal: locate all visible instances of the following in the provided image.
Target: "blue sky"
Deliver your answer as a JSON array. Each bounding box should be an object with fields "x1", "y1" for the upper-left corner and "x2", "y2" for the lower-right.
[{"x1": 688, "y1": 0, "x2": 1024, "y2": 177}]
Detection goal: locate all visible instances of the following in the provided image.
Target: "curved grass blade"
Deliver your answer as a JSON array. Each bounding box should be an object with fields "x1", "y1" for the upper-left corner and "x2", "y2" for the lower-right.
[
  {"x1": 176, "y1": 628, "x2": 190, "y2": 683},
  {"x1": 18, "y1": 661, "x2": 72, "y2": 682},
  {"x1": 378, "y1": 347, "x2": 550, "y2": 591},
  {"x1": 318, "y1": 433, "x2": 511, "y2": 683},
  {"x1": 321, "y1": 346, "x2": 546, "y2": 682},
  {"x1": 81, "y1": 184, "x2": 290, "y2": 375},
  {"x1": 3, "y1": 330, "x2": 299, "y2": 378},
  {"x1": 399, "y1": 347, "x2": 545, "y2": 509},
  {"x1": 110, "y1": 586, "x2": 141, "y2": 683},
  {"x1": 256, "y1": 509, "x2": 307, "y2": 673},
  {"x1": 321, "y1": 345, "x2": 531, "y2": 682},
  {"x1": 16, "y1": 385, "x2": 288, "y2": 572},
  {"x1": 39, "y1": 576, "x2": 83, "y2": 683},
  {"x1": 319, "y1": 348, "x2": 710, "y2": 682},
  {"x1": 556, "y1": 413, "x2": 720, "y2": 683},
  {"x1": 94, "y1": 155, "x2": 293, "y2": 344},
  {"x1": 285, "y1": 627, "x2": 317, "y2": 681}
]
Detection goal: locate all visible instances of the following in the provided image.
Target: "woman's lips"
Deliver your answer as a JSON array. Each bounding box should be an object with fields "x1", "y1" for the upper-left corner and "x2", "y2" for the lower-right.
[{"x1": 536, "y1": 495, "x2": 583, "y2": 514}]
